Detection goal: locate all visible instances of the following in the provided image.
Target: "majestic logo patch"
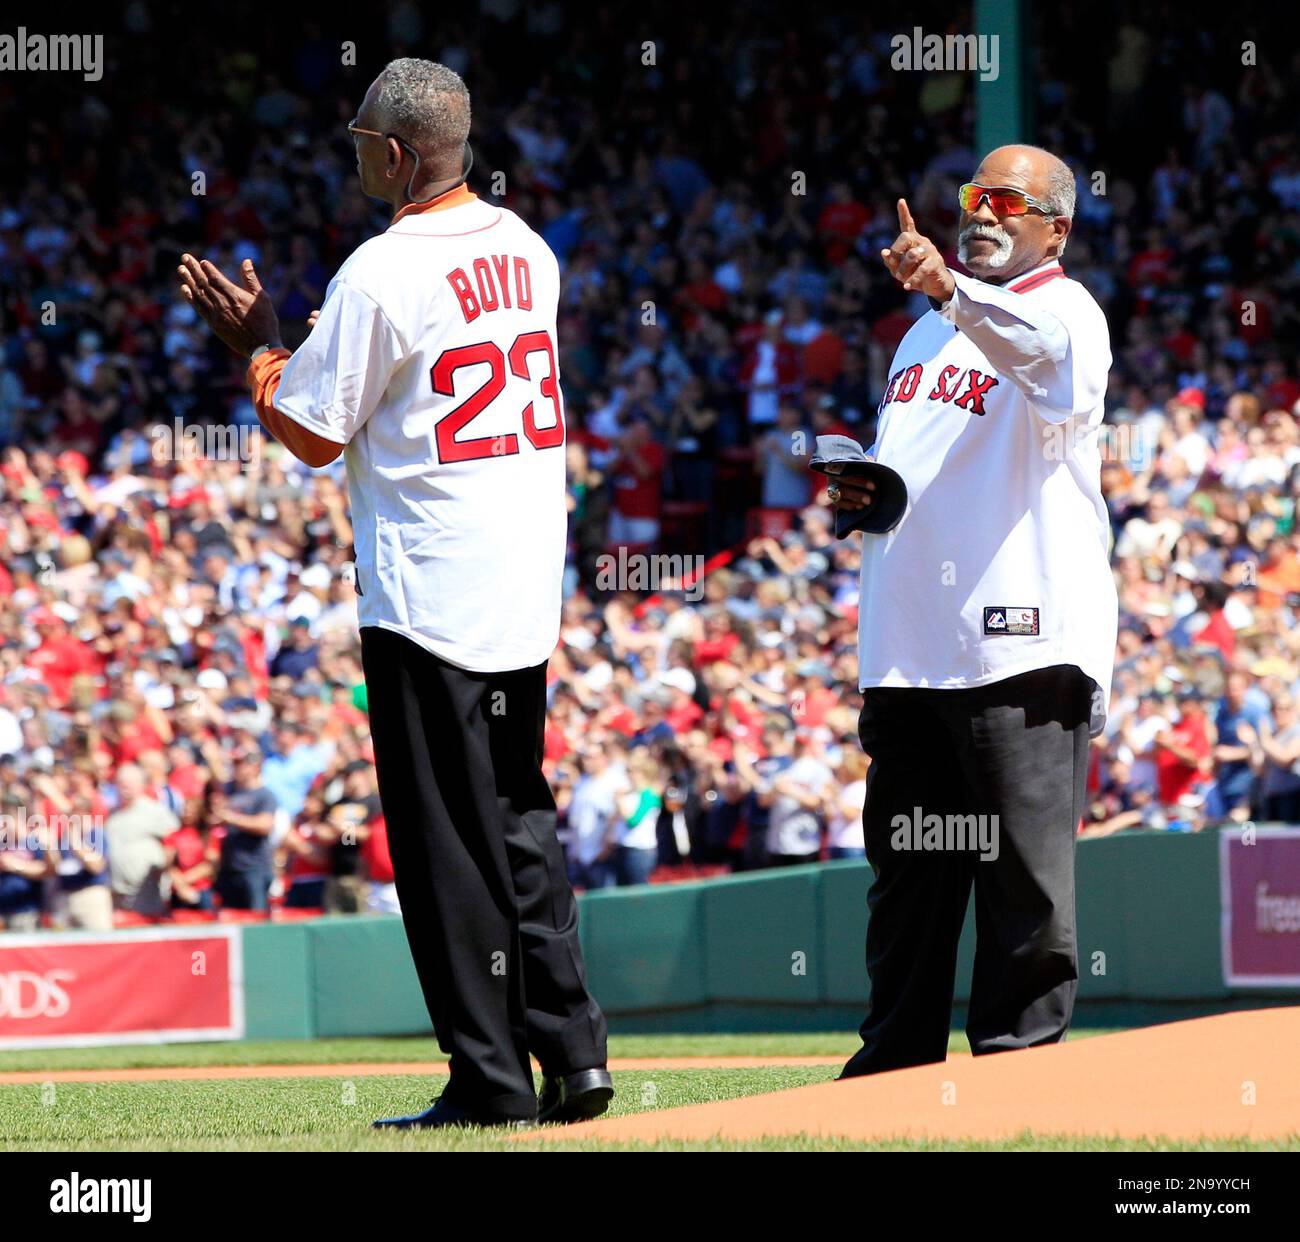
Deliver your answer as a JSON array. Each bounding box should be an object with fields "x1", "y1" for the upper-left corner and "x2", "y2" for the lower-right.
[{"x1": 983, "y1": 606, "x2": 1039, "y2": 636}]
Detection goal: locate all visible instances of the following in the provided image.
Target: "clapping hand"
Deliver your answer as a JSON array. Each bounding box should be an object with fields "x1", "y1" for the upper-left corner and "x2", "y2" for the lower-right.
[{"x1": 178, "y1": 255, "x2": 283, "y2": 356}]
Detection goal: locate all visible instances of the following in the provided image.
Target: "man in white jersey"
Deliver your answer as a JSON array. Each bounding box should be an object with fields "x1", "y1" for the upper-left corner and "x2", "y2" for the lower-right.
[
  {"x1": 178, "y1": 60, "x2": 610, "y2": 1129},
  {"x1": 824, "y1": 146, "x2": 1117, "y2": 1077}
]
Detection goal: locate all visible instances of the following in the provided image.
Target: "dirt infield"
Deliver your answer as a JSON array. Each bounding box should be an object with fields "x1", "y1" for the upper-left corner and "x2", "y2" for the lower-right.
[
  {"x1": 0, "y1": 1055, "x2": 844, "y2": 1086},
  {"x1": 526, "y1": 1008, "x2": 1300, "y2": 1145}
]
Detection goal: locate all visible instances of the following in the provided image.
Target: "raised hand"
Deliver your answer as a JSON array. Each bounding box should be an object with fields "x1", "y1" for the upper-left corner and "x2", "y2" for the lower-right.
[
  {"x1": 178, "y1": 255, "x2": 283, "y2": 357},
  {"x1": 880, "y1": 198, "x2": 955, "y2": 301}
]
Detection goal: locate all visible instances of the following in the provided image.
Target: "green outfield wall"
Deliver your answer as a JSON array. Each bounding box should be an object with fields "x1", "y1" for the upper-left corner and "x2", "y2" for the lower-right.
[{"x1": 239, "y1": 830, "x2": 1296, "y2": 1040}]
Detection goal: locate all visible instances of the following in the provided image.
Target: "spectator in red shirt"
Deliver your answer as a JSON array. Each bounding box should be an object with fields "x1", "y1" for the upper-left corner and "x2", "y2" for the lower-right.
[
  {"x1": 166, "y1": 796, "x2": 217, "y2": 913},
  {"x1": 811, "y1": 394, "x2": 857, "y2": 441},
  {"x1": 675, "y1": 257, "x2": 728, "y2": 328},
  {"x1": 1128, "y1": 227, "x2": 1174, "y2": 290},
  {"x1": 694, "y1": 609, "x2": 741, "y2": 664},
  {"x1": 1154, "y1": 694, "x2": 1213, "y2": 809},
  {"x1": 594, "y1": 688, "x2": 639, "y2": 738},
  {"x1": 817, "y1": 181, "x2": 870, "y2": 266},
  {"x1": 108, "y1": 695, "x2": 171, "y2": 767},
  {"x1": 361, "y1": 814, "x2": 399, "y2": 914},
  {"x1": 608, "y1": 418, "x2": 666, "y2": 546},
  {"x1": 26, "y1": 609, "x2": 93, "y2": 706},
  {"x1": 801, "y1": 328, "x2": 845, "y2": 387},
  {"x1": 281, "y1": 791, "x2": 333, "y2": 910},
  {"x1": 659, "y1": 668, "x2": 704, "y2": 733},
  {"x1": 1190, "y1": 581, "x2": 1236, "y2": 660},
  {"x1": 1261, "y1": 360, "x2": 1300, "y2": 412},
  {"x1": 792, "y1": 662, "x2": 838, "y2": 728}
]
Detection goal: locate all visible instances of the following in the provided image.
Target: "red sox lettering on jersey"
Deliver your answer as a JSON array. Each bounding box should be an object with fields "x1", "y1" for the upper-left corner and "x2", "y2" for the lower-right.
[
  {"x1": 879, "y1": 361, "x2": 1000, "y2": 414},
  {"x1": 265, "y1": 185, "x2": 567, "y2": 673},
  {"x1": 858, "y1": 258, "x2": 1118, "y2": 722}
]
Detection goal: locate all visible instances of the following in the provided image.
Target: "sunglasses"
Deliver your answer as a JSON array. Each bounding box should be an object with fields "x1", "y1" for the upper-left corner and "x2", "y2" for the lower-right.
[{"x1": 957, "y1": 183, "x2": 1057, "y2": 218}]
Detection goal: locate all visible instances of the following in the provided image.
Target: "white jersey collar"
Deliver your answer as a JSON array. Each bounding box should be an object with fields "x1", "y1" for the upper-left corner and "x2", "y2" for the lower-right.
[{"x1": 1003, "y1": 259, "x2": 1065, "y2": 293}]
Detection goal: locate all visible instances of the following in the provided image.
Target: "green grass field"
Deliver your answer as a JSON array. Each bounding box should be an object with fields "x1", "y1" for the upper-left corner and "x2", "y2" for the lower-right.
[
  {"x1": 0, "y1": 1031, "x2": 857, "y2": 1073},
  {"x1": 3, "y1": 1030, "x2": 1292, "y2": 1151}
]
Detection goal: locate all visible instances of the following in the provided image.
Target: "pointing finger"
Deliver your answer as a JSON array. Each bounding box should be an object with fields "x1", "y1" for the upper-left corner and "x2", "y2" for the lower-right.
[{"x1": 897, "y1": 198, "x2": 916, "y2": 233}]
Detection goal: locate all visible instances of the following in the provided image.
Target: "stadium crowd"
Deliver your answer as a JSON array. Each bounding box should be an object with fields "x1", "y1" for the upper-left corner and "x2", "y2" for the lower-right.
[{"x1": 2, "y1": 4, "x2": 1299, "y2": 927}]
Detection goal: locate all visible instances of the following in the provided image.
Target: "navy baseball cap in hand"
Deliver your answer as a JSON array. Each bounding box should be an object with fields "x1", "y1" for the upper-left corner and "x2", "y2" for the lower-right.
[{"x1": 809, "y1": 435, "x2": 908, "y2": 538}]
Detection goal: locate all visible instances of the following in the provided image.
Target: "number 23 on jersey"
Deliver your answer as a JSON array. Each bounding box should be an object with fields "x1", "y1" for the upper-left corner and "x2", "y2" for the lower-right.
[{"x1": 430, "y1": 330, "x2": 564, "y2": 463}]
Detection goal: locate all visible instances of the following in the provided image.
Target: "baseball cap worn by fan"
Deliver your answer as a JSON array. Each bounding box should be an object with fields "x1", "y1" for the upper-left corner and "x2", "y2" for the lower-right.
[
  {"x1": 196, "y1": 668, "x2": 228, "y2": 692},
  {"x1": 657, "y1": 668, "x2": 697, "y2": 697}
]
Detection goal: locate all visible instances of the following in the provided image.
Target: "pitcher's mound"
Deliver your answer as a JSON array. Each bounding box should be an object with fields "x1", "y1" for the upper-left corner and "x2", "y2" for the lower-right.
[{"x1": 534, "y1": 1007, "x2": 1300, "y2": 1145}]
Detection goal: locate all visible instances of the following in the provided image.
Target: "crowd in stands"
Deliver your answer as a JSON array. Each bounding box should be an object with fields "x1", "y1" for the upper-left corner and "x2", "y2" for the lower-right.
[{"x1": 2, "y1": 5, "x2": 1299, "y2": 927}]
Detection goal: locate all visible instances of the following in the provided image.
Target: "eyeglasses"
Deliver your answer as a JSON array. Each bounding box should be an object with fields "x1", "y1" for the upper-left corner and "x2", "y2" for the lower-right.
[
  {"x1": 347, "y1": 119, "x2": 475, "y2": 205},
  {"x1": 957, "y1": 183, "x2": 1058, "y2": 218},
  {"x1": 347, "y1": 119, "x2": 416, "y2": 157}
]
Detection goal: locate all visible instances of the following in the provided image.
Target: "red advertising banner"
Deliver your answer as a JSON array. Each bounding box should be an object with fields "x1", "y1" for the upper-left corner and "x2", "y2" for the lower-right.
[
  {"x1": 0, "y1": 927, "x2": 244, "y2": 1049},
  {"x1": 1220, "y1": 827, "x2": 1300, "y2": 987}
]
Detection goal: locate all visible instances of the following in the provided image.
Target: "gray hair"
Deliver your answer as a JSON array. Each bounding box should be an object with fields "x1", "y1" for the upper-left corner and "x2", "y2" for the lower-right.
[
  {"x1": 372, "y1": 59, "x2": 471, "y2": 157},
  {"x1": 1015, "y1": 144, "x2": 1076, "y2": 254},
  {"x1": 1038, "y1": 156, "x2": 1077, "y2": 221}
]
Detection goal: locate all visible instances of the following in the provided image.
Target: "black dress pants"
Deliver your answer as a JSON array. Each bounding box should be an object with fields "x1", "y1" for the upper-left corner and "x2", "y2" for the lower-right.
[
  {"x1": 841, "y1": 664, "x2": 1093, "y2": 1079},
  {"x1": 360, "y1": 626, "x2": 608, "y2": 1119}
]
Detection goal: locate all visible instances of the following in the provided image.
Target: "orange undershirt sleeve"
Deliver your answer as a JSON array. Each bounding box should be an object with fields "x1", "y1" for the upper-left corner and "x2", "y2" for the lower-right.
[{"x1": 245, "y1": 348, "x2": 344, "y2": 467}]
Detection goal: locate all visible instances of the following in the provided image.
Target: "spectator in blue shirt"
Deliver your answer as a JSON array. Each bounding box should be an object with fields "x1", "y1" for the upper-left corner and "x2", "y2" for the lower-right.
[
  {"x1": 0, "y1": 845, "x2": 49, "y2": 931},
  {"x1": 261, "y1": 721, "x2": 337, "y2": 819},
  {"x1": 213, "y1": 750, "x2": 280, "y2": 912},
  {"x1": 270, "y1": 618, "x2": 320, "y2": 680},
  {"x1": 1209, "y1": 671, "x2": 1270, "y2": 820}
]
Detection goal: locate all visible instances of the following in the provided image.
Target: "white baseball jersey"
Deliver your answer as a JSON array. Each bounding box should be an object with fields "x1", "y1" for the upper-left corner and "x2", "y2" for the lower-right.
[
  {"x1": 858, "y1": 259, "x2": 1118, "y2": 726},
  {"x1": 271, "y1": 189, "x2": 567, "y2": 672}
]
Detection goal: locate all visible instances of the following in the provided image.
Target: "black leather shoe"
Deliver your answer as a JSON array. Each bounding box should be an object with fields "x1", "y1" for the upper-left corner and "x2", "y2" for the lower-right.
[
  {"x1": 372, "y1": 1095, "x2": 536, "y2": 1131},
  {"x1": 536, "y1": 1068, "x2": 614, "y2": 1125}
]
